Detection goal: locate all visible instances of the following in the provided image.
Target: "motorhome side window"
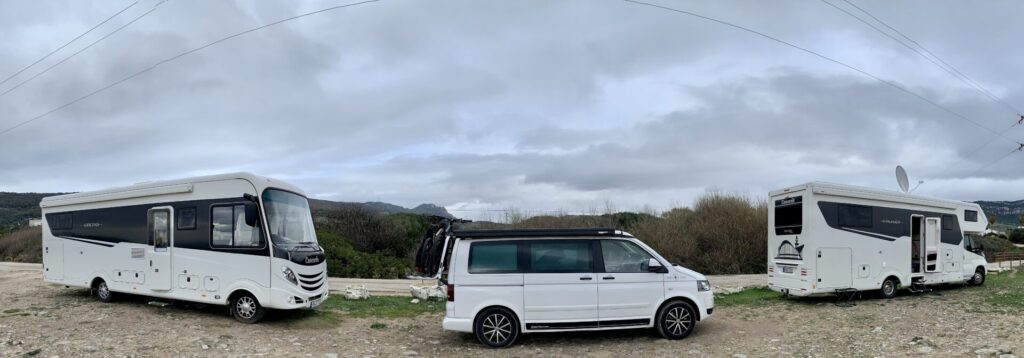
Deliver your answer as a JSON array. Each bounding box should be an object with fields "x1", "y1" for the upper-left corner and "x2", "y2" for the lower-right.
[
  {"x1": 601, "y1": 240, "x2": 655, "y2": 273},
  {"x1": 964, "y1": 210, "x2": 979, "y2": 222},
  {"x1": 529, "y1": 240, "x2": 592, "y2": 273},
  {"x1": 838, "y1": 204, "x2": 872, "y2": 228},
  {"x1": 942, "y1": 215, "x2": 955, "y2": 230},
  {"x1": 51, "y1": 213, "x2": 73, "y2": 230},
  {"x1": 210, "y1": 205, "x2": 261, "y2": 248},
  {"x1": 774, "y1": 196, "x2": 802, "y2": 235},
  {"x1": 468, "y1": 242, "x2": 519, "y2": 274},
  {"x1": 177, "y1": 207, "x2": 196, "y2": 230}
]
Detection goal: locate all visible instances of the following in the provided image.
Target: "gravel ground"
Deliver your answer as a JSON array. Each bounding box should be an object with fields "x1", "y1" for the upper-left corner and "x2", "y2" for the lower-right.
[{"x1": 2, "y1": 264, "x2": 1022, "y2": 357}]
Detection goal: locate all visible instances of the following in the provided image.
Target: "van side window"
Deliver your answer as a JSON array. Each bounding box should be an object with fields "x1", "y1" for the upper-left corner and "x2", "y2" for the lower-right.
[
  {"x1": 468, "y1": 242, "x2": 519, "y2": 274},
  {"x1": 838, "y1": 204, "x2": 872, "y2": 228},
  {"x1": 529, "y1": 241, "x2": 592, "y2": 273},
  {"x1": 211, "y1": 205, "x2": 262, "y2": 248},
  {"x1": 177, "y1": 207, "x2": 196, "y2": 230},
  {"x1": 601, "y1": 240, "x2": 655, "y2": 273}
]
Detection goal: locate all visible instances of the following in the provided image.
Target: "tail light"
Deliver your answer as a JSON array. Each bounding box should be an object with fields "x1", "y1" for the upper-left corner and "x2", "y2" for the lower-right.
[{"x1": 446, "y1": 284, "x2": 455, "y2": 302}]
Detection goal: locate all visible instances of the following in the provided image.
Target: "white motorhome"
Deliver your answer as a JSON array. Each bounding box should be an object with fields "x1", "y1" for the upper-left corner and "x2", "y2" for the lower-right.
[
  {"x1": 40, "y1": 173, "x2": 327, "y2": 323},
  {"x1": 767, "y1": 182, "x2": 988, "y2": 298}
]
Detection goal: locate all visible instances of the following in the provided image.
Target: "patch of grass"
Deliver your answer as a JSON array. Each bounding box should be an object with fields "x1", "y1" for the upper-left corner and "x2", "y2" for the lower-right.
[
  {"x1": 319, "y1": 296, "x2": 445, "y2": 318},
  {"x1": 370, "y1": 322, "x2": 387, "y2": 329},
  {"x1": 715, "y1": 288, "x2": 785, "y2": 307},
  {"x1": 981, "y1": 270, "x2": 1024, "y2": 309}
]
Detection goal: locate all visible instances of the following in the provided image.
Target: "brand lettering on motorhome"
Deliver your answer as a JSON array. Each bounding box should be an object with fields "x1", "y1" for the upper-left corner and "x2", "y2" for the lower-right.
[
  {"x1": 305, "y1": 256, "x2": 319, "y2": 264},
  {"x1": 82, "y1": 223, "x2": 102, "y2": 228},
  {"x1": 880, "y1": 219, "x2": 902, "y2": 225}
]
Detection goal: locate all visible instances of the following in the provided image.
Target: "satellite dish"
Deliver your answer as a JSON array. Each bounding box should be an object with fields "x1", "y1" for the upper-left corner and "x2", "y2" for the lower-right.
[{"x1": 895, "y1": 165, "x2": 910, "y2": 193}]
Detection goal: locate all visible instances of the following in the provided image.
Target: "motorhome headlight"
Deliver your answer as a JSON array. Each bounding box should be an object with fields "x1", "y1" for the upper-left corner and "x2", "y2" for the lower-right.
[
  {"x1": 281, "y1": 266, "x2": 298, "y2": 285},
  {"x1": 697, "y1": 280, "x2": 711, "y2": 292}
]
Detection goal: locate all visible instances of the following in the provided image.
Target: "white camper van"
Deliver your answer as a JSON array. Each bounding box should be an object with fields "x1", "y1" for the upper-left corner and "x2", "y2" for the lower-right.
[
  {"x1": 767, "y1": 182, "x2": 988, "y2": 298},
  {"x1": 40, "y1": 173, "x2": 327, "y2": 323}
]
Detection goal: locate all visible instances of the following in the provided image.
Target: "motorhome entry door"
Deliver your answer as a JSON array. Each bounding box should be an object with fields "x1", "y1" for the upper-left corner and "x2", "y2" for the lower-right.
[
  {"x1": 924, "y1": 217, "x2": 941, "y2": 273},
  {"x1": 148, "y1": 207, "x2": 173, "y2": 291}
]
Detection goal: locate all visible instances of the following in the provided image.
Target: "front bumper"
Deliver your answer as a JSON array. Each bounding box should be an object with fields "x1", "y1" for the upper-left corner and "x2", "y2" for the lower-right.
[
  {"x1": 268, "y1": 285, "x2": 329, "y2": 309},
  {"x1": 698, "y1": 290, "x2": 715, "y2": 320}
]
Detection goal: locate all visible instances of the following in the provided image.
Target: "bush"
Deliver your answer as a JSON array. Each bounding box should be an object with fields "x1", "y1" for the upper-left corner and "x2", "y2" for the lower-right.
[
  {"x1": 1008, "y1": 229, "x2": 1024, "y2": 244},
  {"x1": 318, "y1": 231, "x2": 409, "y2": 279},
  {"x1": 0, "y1": 226, "x2": 42, "y2": 263},
  {"x1": 316, "y1": 206, "x2": 415, "y2": 258}
]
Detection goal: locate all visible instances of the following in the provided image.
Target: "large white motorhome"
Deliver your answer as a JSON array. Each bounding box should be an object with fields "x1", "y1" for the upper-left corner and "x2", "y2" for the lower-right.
[
  {"x1": 767, "y1": 182, "x2": 988, "y2": 298},
  {"x1": 40, "y1": 173, "x2": 327, "y2": 323}
]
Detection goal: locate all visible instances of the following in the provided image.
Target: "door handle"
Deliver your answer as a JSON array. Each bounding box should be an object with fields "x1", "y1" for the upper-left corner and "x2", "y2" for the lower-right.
[
  {"x1": 579, "y1": 277, "x2": 593, "y2": 281},
  {"x1": 603, "y1": 276, "x2": 615, "y2": 280}
]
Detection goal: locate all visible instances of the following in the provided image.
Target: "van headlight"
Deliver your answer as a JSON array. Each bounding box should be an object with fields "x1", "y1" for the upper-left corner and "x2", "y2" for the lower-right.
[
  {"x1": 697, "y1": 280, "x2": 711, "y2": 292},
  {"x1": 281, "y1": 266, "x2": 297, "y2": 285}
]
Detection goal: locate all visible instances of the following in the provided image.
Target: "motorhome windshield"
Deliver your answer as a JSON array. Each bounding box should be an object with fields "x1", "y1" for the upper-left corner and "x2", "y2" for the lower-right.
[{"x1": 262, "y1": 189, "x2": 318, "y2": 246}]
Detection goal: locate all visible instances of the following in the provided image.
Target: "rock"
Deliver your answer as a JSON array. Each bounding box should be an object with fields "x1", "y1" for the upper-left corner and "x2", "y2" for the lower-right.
[
  {"x1": 324, "y1": 354, "x2": 338, "y2": 358},
  {"x1": 410, "y1": 285, "x2": 445, "y2": 300},
  {"x1": 732, "y1": 354, "x2": 747, "y2": 358},
  {"x1": 344, "y1": 286, "x2": 370, "y2": 300},
  {"x1": 976, "y1": 348, "x2": 1000, "y2": 355},
  {"x1": 871, "y1": 326, "x2": 882, "y2": 333},
  {"x1": 410, "y1": 299, "x2": 420, "y2": 304},
  {"x1": 201, "y1": 345, "x2": 209, "y2": 350},
  {"x1": 916, "y1": 346, "x2": 933, "y2": 354},
  {"x1": 402, "y1": 351, "x2": 419, "y2": 356},
  {"x1": 998, "y1": 355, "x2": 1017, "y2": 358}
]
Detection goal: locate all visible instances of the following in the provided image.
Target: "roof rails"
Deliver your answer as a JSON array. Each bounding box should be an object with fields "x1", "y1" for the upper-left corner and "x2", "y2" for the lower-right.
[{"x1": 453, "y1": 228, "x2": 633, "y2": 239}]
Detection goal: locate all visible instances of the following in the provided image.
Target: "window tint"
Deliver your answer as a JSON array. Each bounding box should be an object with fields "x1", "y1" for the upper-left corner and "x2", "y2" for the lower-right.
[
  {"x1": 177, "y1": 207, "x2": 196, "y2": 230},
  {"x1": 468, "y1": 242, "x2": 519, "y2": 274},
  {"x1": 774, "y1": 196, "x2": 802, "y2": 235},
  {"x1": 211, "y1": 205, "x2": 261, "y2": 248},
  {"x1": 51, "y1": 213, "x2": 73, "y2": 230},
  {"x1": 150, "y1": 210, "x2": 169, "y2": 249},
  {"x1": 964, "y1": 210, "x2": 979, "y2": 222},
  {"x1": 601, "y1": 240, "x2": 654, "y2": 273},
  {"x1": 838, "y1": 204, "x2": 872, "y2": 228},
  {"x1": 529, "y1": 241, "x2": 592, "y2": 273}
]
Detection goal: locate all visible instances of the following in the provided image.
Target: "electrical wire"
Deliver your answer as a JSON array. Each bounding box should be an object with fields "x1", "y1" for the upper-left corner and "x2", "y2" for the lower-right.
[
  {"x1": 0, "y1": 0, "x2": 380, "y2": 137},
  {"x1": 0, "y1": 1, "x2": 139, "y2": 88},
  {"x1": 0, "y1": 1, "x2": 165, "y2": 99}
]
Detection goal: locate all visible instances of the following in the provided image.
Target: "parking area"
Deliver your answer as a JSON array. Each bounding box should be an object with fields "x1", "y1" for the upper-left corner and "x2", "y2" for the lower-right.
[{"x1": 2, "y1": 264, "x2": 1022, "y2": 357}]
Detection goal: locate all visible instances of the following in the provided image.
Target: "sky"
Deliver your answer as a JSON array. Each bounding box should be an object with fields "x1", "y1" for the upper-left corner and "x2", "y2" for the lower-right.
[{"x1": 1, "y1": 0, "x2": 1022, "y2": 220}]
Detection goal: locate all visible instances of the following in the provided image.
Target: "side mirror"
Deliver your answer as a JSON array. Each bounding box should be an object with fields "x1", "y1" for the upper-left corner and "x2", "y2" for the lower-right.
[
  {"x1": 648, "y1": 258, "x2": 668, "y2": 273},
  {"x1": 244, "y1": 202, "x2": 259, "y2": 227}
]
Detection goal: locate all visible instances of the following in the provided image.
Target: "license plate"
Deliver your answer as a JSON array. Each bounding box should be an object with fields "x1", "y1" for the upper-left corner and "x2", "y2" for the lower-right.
[
  {"x1": 781, "y1": 266, "x2": 795, "y2": 274},
  {"x1": 309, "y1": 297, "x2": 323, "y2": 308}
]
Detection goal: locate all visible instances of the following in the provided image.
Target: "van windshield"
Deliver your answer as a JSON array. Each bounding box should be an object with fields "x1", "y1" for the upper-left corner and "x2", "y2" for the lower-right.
[{"x1": 262, "y1": 189, "x2": 318, "y2": 246}]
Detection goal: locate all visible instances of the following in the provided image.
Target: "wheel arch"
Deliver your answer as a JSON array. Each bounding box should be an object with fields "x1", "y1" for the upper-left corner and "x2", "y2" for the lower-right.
[
  {"x1": 473, "y1": 305, "x2": 522, "y2": 331},
  {"x1": 656, "y1": 295, "x2": 701, "y2": 321}
]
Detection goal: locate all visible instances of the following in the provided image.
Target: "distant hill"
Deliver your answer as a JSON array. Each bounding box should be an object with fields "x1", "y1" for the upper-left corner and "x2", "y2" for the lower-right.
[
  {"x1": 975, "y1": 200, "x2": 1024, "y2": 226},
  {"x1": 309, "y1": 199, "x2": 452, "y2": 218},
  {"x1": 0, "y1": 192, "x2": 64, "y2": 230}
]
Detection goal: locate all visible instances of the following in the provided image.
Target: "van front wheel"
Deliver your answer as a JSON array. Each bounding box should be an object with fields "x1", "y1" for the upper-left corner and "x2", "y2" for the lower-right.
[
  {"x1": 93, "y1": 279, "x2": 114, "y2": 303},
  {"x1": 230, "y1": 292, "x2": 266, "y2": 324},
  {"x1": 879, "y1": 278, "x2": 898, "y2": 299},
  {"x1": 656, "y1": 301, "x2": 696, "y2": 340},
  {"x1": 969, "y1": 270, "x2": 985, "y2": 286}
]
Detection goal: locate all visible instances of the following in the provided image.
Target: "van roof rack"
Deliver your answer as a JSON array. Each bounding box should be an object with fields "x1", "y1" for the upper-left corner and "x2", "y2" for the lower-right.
[{"x1": 453, "y1": 228, "x2": 633, "y2": 239}]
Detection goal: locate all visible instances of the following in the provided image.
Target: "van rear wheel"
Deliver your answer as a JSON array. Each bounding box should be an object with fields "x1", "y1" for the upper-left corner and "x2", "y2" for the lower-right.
[
  {"x1": 93, "y1": 279, "x2": 114, "y2": 303},
  {"x1": 656, "y1": 301, "x2": 696, "y2": 340},
  {"x1": 879, "y1": 277, "x2": 898, "y2": 299},
  {"x1": 474, "y1": 307, "x2": 518, "y2": 348}
]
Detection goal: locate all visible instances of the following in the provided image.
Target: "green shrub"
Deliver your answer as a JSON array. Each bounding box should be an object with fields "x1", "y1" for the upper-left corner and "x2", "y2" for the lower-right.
[
  {"x1": 1008, "y1": 229, "x2": 1024, "y2": 244},
  {"x1": 0, "y1": 226, "x2": 42, "y2": 263},
  {"x1": 317, "y1": 231, "x2": 409, "y2": 279}
]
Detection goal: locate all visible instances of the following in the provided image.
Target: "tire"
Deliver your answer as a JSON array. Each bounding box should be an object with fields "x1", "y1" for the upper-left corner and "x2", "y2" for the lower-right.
[
  {"x1": 473, "y1": 307, "x2": 519, "y2": 348},
  {"x1": 656, "y1": 300, "x2": 696, "y2": 340},
  {"x1": 93, "y1": 279, "x2": 114, "y2": 303},
  {"x1": 879, "y1": 277, "x2": 898, "y2": 299},
  {"x1": 230, "y1": 292, "x2": 266, "y2": 324},
  {"x1": 969, "y1": 269, "x2": 986, "y2": 286}
]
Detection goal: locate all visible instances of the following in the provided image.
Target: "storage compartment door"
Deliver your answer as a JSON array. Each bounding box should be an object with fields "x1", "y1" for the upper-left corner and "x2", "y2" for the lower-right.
[
  {"x1": 42, "y1": 236, "x2": 63, "y2": 280},
  {"x1": 816, "y1": 248, "x2": 852, "y2": 289}
]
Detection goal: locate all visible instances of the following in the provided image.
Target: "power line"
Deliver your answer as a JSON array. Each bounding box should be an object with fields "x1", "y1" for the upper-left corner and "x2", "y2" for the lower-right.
[
  {"x1": 622, "y1": 0, "x2": 1021, "y2": 146},
  {"x1": 0, "y1": 1, "x2": 139, "y2": 88},
  {"x1": 836, "y1": 0, "x2": 1022, "y2": 116},
  {"x1": 0, "y1": 0, "x2": 380, "y2": 138},
  {"x1": 968, "y1": 146, "x2": 1021, "y2": 177},
  {"x1": 0, "y1": 1, "x2": 165, "y2": 99}
]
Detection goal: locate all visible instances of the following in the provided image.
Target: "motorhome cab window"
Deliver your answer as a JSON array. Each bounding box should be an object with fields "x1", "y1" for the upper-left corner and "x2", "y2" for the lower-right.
[
  {"x1": 601, "y1": 240, "x2": 655, "y2": 272},
  {"x1": 774, "y1": 196, "x2": 802, "y2": 235},
  {"x1": 468, "y1": 242, "x2": 519, "y2": 274},
  {"x1": 177, "y1": 207, "x2": 196, "y2": 230},
  {"x1": 965, "y1": 210, "x2": 979, "y2": 222},
  {"x1": 838, "y1": 204, "x2": 872, "y2": 228},
  {"x1": 530, "y1": 241, "x2": 592, "y2": 273},
  {"x1": 211, "y1": 205, "x2": 261, "y2": 248},
  {"x1": 262, "y1": 189, "x2": 318, "y2": 246}
]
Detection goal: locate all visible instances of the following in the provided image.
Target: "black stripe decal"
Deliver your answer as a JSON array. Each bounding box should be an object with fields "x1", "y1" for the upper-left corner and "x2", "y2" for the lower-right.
[
  {"x1": 59, "y1": 236, "x2": 115, "y2": 248},
  {"x1": 526, "y1": 318, "x2": 650, "y2": 330}
]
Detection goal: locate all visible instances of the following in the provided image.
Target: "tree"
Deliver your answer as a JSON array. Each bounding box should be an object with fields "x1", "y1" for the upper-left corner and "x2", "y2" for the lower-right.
[{"x1": 988, "y1": 214, "x2": 998, "y2": 227}]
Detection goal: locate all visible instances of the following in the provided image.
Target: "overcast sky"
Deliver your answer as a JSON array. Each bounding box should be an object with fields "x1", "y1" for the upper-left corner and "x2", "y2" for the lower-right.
[{"x1": 1, "y1": 0, "x2": 1022, "y2": 220}]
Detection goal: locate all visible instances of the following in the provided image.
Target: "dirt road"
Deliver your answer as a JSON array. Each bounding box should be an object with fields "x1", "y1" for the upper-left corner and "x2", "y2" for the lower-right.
[{"x1": 2, "y1": 263, "x2": 1022, "y2": 357}]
